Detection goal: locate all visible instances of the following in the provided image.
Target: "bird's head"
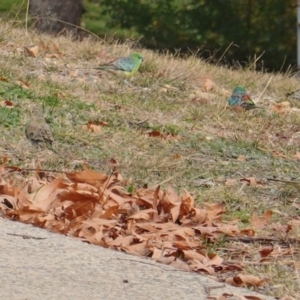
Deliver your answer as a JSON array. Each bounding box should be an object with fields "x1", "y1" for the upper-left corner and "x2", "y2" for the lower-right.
[
  {"x1": 233, "y1": 86, "x2": 246, "y2": 93},
  {"x1": 131, "y1": 52, "x2": 143, "y2": 62}
]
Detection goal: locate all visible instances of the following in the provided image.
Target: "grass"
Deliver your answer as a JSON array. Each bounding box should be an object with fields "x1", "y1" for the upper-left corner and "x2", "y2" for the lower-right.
[{"x1": 0, "y1": 20, "x2": 300, "y2": 299}]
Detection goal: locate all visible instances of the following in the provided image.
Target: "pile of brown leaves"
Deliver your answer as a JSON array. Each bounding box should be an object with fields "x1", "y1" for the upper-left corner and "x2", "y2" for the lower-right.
[{"x1": 0, "y1": 162, "x2": 265, "y2": 289}]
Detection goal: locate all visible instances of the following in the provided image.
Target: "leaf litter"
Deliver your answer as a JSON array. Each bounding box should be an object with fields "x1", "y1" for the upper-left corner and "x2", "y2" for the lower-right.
[{"x1": 1, "y1": 161, "x2": 290, "y2": 296}]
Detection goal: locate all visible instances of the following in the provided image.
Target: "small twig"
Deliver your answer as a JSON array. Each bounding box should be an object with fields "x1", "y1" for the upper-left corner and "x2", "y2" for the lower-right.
[
  {"x1": 217, "y1": 41, "x2": 234, "y2": 66},
  {"x1": 4, "y1": 167, "x2": 64, "y2": 174},
  {"x1": 7, "y1": 233, "x2": 47, "y2": 240},
  {"x1": 227, "y1": 236, "x2": 300, "y2": 245},
  {"x1": 256, "y1": 76, "x2": 273, "y2": 102},
  {"x1": 247, "y1": 51, "x2": 265, "y2": 71},
  {"x1": 268, "y1": 178, "x2": 300, "y2": 183},
  {"x1": 98, "y1": 165, "x2": 116, "y2": 202}
]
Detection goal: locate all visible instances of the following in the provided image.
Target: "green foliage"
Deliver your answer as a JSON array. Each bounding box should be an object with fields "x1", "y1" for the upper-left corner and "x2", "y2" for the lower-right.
[
  {"x1": 0, "y1": 80, "x2": 34, "y2": 101},
  {"x1": 99, "y1": 0, "x2": 297, "y2": 71},
  {"x1": 0, "y1": 0, "x2": 297, "y2": 71}
]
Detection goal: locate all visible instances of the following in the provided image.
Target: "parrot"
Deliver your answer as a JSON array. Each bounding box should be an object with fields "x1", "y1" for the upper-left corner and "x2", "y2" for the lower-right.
[
  {"x1": 228, "y1": 86, "x2": 263, "y2": 110},
  {"x1": 94, "y1": 52, "x2": 143, "y2": 78}
]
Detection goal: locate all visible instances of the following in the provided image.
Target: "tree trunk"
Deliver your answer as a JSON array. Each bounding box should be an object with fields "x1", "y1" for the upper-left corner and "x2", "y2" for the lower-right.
[{"x1": 29, "y1": 0, "x2": 85, "y2": 36}]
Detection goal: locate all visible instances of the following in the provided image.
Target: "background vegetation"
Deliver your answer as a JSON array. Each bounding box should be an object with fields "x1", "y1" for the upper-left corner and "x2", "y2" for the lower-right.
[{"x1": 0, "y1": 0, "x2": 298, "y2": 72}]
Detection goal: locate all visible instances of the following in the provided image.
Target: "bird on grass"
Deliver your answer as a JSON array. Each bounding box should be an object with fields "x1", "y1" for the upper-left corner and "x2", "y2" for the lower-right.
[
  {"x1": 25, "y1": 110, "x2": 62, "y2": 158},
  {"x1": 228, "y1": 86, "x2": 263, "y2": 110},
  {"x1": 93, "y1": 52, "x2": 143, "y2": 78}
]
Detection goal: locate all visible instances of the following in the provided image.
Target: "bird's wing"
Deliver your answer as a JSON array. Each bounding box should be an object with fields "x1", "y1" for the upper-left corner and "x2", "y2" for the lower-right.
[
  {"x1": 95, "y1": 56, "x2": 134, "y2": 72},
  {"x1": 113, "y1": 56, "x2": 136, "y2": 72},
  {"x1": 26, "y1": 122, "x2": 53, "y2": 145},
  {"x1": 228, "y1": 93, "x2": 242, "y2": 105}
]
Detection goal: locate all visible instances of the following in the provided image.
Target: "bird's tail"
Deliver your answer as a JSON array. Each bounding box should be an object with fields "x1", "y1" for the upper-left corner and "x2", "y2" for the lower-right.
[{"x1": 93, "y1": 65, "x2": 119, "y2": 71}]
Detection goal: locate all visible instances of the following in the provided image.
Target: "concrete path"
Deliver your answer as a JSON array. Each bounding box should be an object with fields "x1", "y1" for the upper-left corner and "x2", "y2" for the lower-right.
[{"x1": 0, "y1": 218, "x2": 275, "y2": 300}]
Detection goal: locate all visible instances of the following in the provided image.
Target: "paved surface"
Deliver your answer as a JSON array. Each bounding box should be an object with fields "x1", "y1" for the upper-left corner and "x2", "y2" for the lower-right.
[{"x1": 0, "y1": 218, "x2": 275, "y2": 300}]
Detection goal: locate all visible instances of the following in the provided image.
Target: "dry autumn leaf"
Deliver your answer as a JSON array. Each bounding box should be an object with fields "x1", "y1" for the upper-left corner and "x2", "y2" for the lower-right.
[
  {"x1": 15, "y1": 79, "x2": 30, "y2": 89},
  {"x1": 225, "y1": 274, "x2": 265, "y2": 288},
  {"x1": 269, "y1": 101, "x2": 290, "y2": 114},
  {"x1": 240, "y1": 177, "x2": 263, "y2": 187},
  {"x1": 82, "y1": 123, "x2": 101, "y2": 133},
  {"x1": 0, "y1": 164, "x2": 267, "y2": 283},
  {"x1": 293, "y1": 153, "x2": 300, "y2": 160},
  {"x1": 251, "y1": 210, "x2": 272, "y2": 229},
  {"x1": 24, "y1": 45, "x2": 39, "y2": 57},
  {"x1": 259, "y1": 245, "x2": 274, "y2": 258},
  {"x1": 202, "y1": 77, "x2": 216, "y2": 92},
  {"x1": 0, "y1": 100, "x2": 13, "y2": 108}
]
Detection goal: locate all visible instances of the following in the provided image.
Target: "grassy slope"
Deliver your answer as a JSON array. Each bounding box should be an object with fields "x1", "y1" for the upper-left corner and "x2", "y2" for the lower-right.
[{"x1": 0, "y1": 21, "x2": 300, "y2": 298}]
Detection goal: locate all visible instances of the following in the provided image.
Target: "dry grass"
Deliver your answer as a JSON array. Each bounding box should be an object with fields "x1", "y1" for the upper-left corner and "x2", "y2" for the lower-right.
[{"x1": 1, "y1": 21, "x2": 300, "y2": 298}]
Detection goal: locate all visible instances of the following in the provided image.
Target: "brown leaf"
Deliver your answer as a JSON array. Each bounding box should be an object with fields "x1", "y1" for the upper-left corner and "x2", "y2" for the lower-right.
[
  {"x1": 224, "y1": 179, "x2": 237, "y2": 186},
  {"x1": 240, "y1": 177, "x2": 263, "y2": 187},
  {"x1": 29, "y1": 178, "x2": 68, "y2": 212},
  {"x1": 239, "y1": 229, "x2": 255, "y2": 236},
  {"x1": 226, "y1": 274, "x2": 264, "y2": 287},
  {"x1": 206, "y1": 203, "x2": 226, "y2": 221},
  {"x1": 127, "y1": 208, "x2": 157, "y2": 221},
  {"x1": 251, "y1": 210, "x2": 272, "y2": 229},
  {"x1": 0, "y1": 76, "x2": 8, "y2": 82},
  {"x1": 65, "y1": 166, "x2": 107, "y2": 188},
  {"x1": 82, "y1": 123, "x2": 101, "y2": 133},
  {"x1": 145, "y1": 130, "x2": 166, "y2": 139},
  {"x1": 202, "y1": 77, "x2": 216, "y2": 92},
  {"x1": 24, "y1": 45, "x2": 39, "y2": 57},
  {"x1": 237, "y1": 155, "x2": 246, "y2": 162},
  {"x1": 259, "y1": 245, "x2": 273, "y2": 258},
  {"x1": 293, "y1": 153, "x2": 300, "y2": 160},
  {"x1": 15, "y1": 79, "x2": 30, "y2": 89},
  {"x1": 269, "y1": 101, "x2": 290, "y2": 114},
  {"x1": 0, "y1": 100, "x2": 13, "y2": 108}
]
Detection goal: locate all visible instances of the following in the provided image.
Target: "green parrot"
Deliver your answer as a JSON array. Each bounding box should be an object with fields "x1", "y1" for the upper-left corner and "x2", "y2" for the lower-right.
[
  {"x1": 228, "y1": 86, "x2": 263, "y2": 110},
  {"x1": 94, "y1": 52, "x2": 143, "y2": 78}
]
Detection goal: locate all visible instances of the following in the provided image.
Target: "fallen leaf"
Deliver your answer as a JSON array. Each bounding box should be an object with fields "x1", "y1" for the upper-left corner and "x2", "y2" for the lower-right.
[
  {"x1": 269, "y1": 101, "x2": 290, "y2": 114},
  {"x1": 259, "y1": 245, "x2": 273, "y2": 258},
  {"x1": 251, "y1": 210, "x2": 272, "y2": 229},
  {"x1": 240, "y1": 177, "x2": 263, "y2": 187},
  {"x1": 15, "y1": 79, "x2": 30, "y2": 89},
  {"x1": 0, "y1": 100, "x2": 13, "y2": 108},
  {"x1": 0, "y1": 76, "x2": 9, "y2": 82},
  {"x1": 293, "y1": 153, "x2": 300, "y2": 160},
  {"x1": 24, "y1": 45, "x2": 39, "y2": 57},
  {"x1": 224, "y1": 179, "x2": 237, "y2": 186},
  {"x1": 237, "y1": 155, "x2": 246, "y2": 162},
  {"x1": 225, "y1": 274, "x2": 264, "y2": 287},
  {"x1": 202, "y1": 77, "x2": 215, "y2": 92},
  {"x1": 82, "y1": 123, "x2": 101, "y2": 133}
]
